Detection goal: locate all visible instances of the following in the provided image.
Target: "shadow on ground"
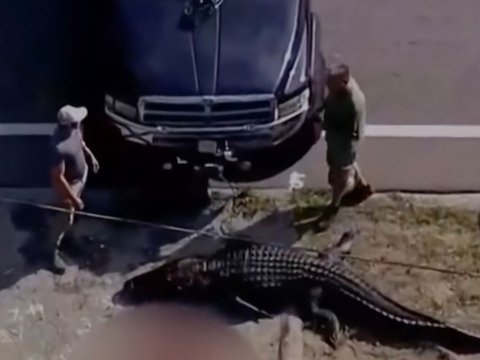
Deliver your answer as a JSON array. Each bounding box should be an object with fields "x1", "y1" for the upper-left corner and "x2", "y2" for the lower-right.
[
  {"x1": 0, "y1": 174, "x2": 220, "y2": 292},
  {"x1": 111, "y1": 205, "x2": 332, "y2": 308}
]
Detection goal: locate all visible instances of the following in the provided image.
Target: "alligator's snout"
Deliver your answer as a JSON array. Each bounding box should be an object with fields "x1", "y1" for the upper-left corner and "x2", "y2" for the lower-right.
[
  {"x1": 112, "y1": 290, "x2": 129, "y2": 306},
  {"x1": 112, "y1": 280, "x2": 143, "y2": 306}
]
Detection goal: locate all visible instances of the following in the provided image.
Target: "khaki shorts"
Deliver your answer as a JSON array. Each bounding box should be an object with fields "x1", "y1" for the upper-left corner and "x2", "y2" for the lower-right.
[{"x1": 326, "y1": 137, "x2": 358, "y2": 169}]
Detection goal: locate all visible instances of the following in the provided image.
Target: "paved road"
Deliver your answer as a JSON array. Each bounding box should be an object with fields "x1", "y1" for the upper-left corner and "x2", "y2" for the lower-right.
[
  {"x1": 226, "y1": 0, "x2": 480, "y2": 191},
  {"x1": 1, "y1": 0, "x2": 479, "y2": 190},
  {"x1": 236, "y1": 137, "x2": 480, "y2": 192},
  {"x1": 315, "y1": 0, "x2": 480, "y2": 126}
]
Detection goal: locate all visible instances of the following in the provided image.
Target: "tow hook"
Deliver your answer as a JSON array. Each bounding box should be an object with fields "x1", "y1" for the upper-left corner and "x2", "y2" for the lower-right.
[
  {"x1": 223, "y1": 142, "x2": 252, "y2": 171},
  {"x1": 218, "y1": 141, "x2": 237, "y2": 162},
  {"x1": 224, "y1": 149, "x2": 237, "y2": 163}
]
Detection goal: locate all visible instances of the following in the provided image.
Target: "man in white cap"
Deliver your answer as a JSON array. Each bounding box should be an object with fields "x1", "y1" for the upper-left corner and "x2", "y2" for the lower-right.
[
  {"x1": 47, "y1": 105, "x2": 100, "y2": 273},
  {"x1": 316, "y1": 63, "x2": 373, "y2": 230}
]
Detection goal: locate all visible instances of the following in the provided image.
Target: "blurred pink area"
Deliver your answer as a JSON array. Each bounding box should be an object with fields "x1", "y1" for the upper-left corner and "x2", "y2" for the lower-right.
[{"x1": 69, "y1": 304, "x2": 260, "y2": 360}]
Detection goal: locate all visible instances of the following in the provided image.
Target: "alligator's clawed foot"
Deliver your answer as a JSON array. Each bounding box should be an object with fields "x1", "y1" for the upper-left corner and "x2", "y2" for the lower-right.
[
  {"x1": 311, "y1": 228, "x2": 360, "y2": 267},
  {"x1": 310, "y1": 288, "x2": 342, "y2": 349},
  {"x1": 310, "y1": 317, "x2": 344, "y2": 349},
  {"x1": 325, "y1": 327, "x2": 344, "y2": 350},
  {"x1": 326, "y1": 228, "x2": 358, "y2": 256}
]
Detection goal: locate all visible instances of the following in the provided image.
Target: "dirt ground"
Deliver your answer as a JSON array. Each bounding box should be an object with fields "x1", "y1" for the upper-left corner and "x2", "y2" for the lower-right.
[
  {"x1": 1, "y1": 191, "x2": 480, "y2": 360},
  {"x1": 291, "y1": 193, "x2": 480, "y2": 360},
  {"x1": 221, "y1": 191, "x2": 480, "y2": 360}
]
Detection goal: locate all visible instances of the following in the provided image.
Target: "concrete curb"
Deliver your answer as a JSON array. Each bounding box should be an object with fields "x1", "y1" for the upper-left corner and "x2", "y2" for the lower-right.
[{"x1": 0, "y1": 188, "x2": 479, "y2": 211}]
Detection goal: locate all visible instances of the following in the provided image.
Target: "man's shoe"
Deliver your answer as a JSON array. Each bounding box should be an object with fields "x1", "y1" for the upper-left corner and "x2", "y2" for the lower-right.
[
  {"x1": 340, "y1": 184, "x2": 374, "y2": 207},
  {"x1": 49, "y1": 250, "x2": 67, "y2": 275},
  {"x1": 356, "y1": 184, "x2": 374, "y2": 203},
  {"x1": 47, "y1": 261, "x2": 66, "y2": 276},
  {"x1": 313, "y1": 205, "x2": 339, "y2": 232}
]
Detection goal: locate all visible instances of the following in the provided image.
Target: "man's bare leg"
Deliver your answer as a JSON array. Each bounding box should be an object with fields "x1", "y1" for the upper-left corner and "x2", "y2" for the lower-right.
[
  {"x1": 353, "y1": 162, "x2": 374, "y2": 198},
  {"x1": 44, "y1": 203, "x2": 75, "y2": 274},
  {"x1": 353, "y1": 162, "x2": 368, "y2": 187},
  {"x1": 52, "y1": 178, "x2": 86, "y2": 269},
  {"x1": 316, "y1": 167, "x2": 355, "y2": 230},
  {"x1": 53, "y1": 210, "x2": 74, "y2": 270},
  {"x1": 339, "y1": 163, "x2": 373, "y2": 207},
  {"x1": 330, "y1": 167, "x2": 356, "y2": 208}
]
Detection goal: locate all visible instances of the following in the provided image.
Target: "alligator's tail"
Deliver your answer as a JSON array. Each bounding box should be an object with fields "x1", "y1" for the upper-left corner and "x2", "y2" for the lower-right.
[
  {"x1": 324, "y1": 269, "x2": 480, "y2": 354},
  {"x1": 415, "y1": 323, "x2": 480, "y2": 354},
  {"x1": 334, "y1": 289, "x2": 480, "y2": 354}
]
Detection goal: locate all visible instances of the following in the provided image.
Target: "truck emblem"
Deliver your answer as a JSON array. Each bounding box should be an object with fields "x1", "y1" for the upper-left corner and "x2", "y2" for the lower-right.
[{"x1": 203, "y1": 98, "x2": 213, "y2": 115}]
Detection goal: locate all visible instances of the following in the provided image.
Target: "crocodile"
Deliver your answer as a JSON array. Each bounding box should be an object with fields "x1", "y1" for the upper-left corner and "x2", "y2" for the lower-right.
[{"x1": 116, "y1": 235, "x2": 480, "y2": 354}]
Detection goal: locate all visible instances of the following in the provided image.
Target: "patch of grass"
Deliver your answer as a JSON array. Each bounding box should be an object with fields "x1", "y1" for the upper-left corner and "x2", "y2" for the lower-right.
[
  {"x1": 224, "y1": 193, "x2": 480, "y2": 359},
  {"x1": 361, "y1": 201, "x2": 478, "y2": 233},
  {"x1": 289, "y1": 189, "x2": 330, "y2": 226},
  {"x1": 229, "y1": 189, "x2": 277, "y2": 219},
  {"x1": 289, "y1": 188, "x2": 329, "y2": 208}
]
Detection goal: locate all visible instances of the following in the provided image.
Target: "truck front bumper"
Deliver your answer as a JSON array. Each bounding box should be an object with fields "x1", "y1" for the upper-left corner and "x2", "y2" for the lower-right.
[{"x1": 105, "y1": 88, "x2": 310, "y2": 153}]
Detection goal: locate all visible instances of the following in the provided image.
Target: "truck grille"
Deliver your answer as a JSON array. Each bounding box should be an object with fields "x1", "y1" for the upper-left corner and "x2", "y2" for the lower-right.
[{"x1": 138, "y1": 95, "x2": 276, "y2": 128}]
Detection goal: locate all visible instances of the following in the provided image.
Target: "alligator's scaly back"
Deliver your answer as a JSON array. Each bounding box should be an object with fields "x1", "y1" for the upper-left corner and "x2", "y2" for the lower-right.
[
  {"x1": 209, "y1": 242, "x2": 480, "y2": 354},
  {"x1": 120, "y1": 241, "x2": 480, "y2": 354},
  {"x1": 307, "y1": 259, "x2": 480, "y2": 354}
]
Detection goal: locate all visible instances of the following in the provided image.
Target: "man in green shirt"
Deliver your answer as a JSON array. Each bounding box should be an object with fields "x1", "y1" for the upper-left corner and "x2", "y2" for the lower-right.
[{"x1": 317, "y1": 63, "x2": 373, "y2": 228}]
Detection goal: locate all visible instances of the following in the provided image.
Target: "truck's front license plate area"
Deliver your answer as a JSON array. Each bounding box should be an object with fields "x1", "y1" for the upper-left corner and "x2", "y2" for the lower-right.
[{"x1": 198, "y1": 140, "x2": 218, "y2": 154}]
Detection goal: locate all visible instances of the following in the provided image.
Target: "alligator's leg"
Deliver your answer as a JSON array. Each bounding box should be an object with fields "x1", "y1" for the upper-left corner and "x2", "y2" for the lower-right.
[
  {"x1": 331, "y1": 228, "x2": 358, "y2": 255},
  {"x1": 310, "y1": 229, "x2": 358, "y2": 268},
  {"x1": 302, "y1": 228, "x2": 358, "y2": 260},
  {"x1": 310, "y1": 287, "x2": 342, "y2": 349}
]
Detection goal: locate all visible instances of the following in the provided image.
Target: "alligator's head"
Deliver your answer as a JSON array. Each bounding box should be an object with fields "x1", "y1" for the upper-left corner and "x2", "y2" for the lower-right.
[{"x1": 113, "y1": 257, "x2": 212, "y2": 306}]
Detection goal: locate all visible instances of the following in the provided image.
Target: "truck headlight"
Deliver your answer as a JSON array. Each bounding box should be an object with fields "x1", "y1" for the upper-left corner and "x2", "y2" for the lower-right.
[
  {"x1": 277, "y1": 88, "x2": 310, "y2": 121},
  {"x1": 105, "y1": 94, "x2": 137, "y2": 119}
]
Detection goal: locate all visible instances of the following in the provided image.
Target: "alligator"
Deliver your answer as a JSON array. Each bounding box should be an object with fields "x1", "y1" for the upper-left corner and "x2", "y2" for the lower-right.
[{"x1": 116, "y1": 233, "x2": 480, "y2": 354}]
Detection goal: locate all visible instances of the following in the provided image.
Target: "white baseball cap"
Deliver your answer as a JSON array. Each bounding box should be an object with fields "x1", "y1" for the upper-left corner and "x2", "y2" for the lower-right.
[{"x1": 57, "y1": 105, "x2": 88, "y2": 125}]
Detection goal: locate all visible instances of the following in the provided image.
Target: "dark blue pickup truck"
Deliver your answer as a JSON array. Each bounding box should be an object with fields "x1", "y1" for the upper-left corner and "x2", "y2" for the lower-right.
[{"x1": 104, "y1": 0, "x2": 327, "y2": 176}]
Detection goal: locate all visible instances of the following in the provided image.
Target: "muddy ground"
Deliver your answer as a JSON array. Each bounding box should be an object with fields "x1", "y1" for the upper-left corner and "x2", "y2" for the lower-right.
[{"x1": 1, "y1": 191, "x2": 480, "y2": 360}]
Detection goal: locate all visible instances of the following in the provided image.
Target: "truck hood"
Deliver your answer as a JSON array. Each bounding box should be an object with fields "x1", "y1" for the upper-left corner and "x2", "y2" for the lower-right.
[{"x1": 108, "y1": 0, "x2": 302, "y2": 97}]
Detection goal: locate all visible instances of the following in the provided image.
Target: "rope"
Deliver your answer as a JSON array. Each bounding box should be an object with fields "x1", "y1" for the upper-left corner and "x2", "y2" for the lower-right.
[
  {"x1": 0, "y1": 196, "x2": 250, "y2": 242},
  {"x1": 1, "y1": 195, "x2": 478, "y2": 278},
  {"x1": 342, "y1": 254, "x2": 480, "y2": 278}
]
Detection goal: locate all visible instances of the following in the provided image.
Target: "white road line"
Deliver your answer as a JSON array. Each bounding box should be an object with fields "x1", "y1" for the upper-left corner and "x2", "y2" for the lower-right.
[
  {"x1": 0, "y1": 123, "x2": 56, "y2": 136},
  {"x1": 0, "y1": 123, "x2": 480, "y2": 138},
  {"x1": 364, "y1": 125, "x2": 480, "y2": 138}
]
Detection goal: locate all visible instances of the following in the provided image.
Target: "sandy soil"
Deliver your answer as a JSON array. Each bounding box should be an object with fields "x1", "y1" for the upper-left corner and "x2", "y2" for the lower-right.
[
  {"x1": 288, "y1": 194, "x2": 480, "y2": 360},
  {"x1": 1, "y1": 192, "x2": 480, "y2": 360}
]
